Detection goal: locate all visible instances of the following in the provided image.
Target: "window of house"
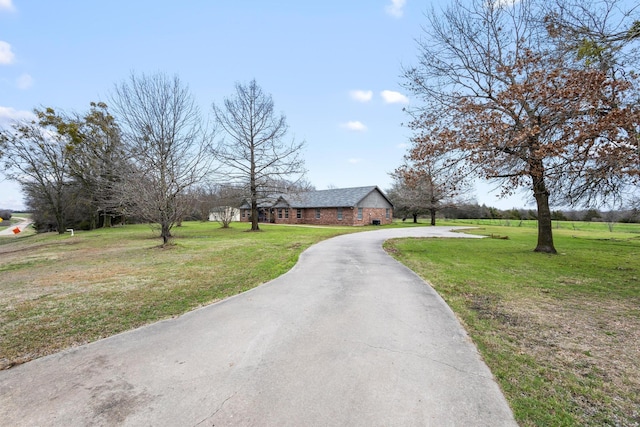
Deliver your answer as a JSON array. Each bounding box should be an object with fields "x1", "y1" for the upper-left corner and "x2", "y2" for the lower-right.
[
  {"x1": 337, "y1": 207, "x2": 343, "y2": 220},
  {"x1": 315, "y1": 208, "x2": 321, "y2": 219},
  {"x1": 285, "y1": 208, "x2": 289, "y2": 219},
  {"x1": 386, "y1": 208, "x2": 390, "y2": 219},
  {"x1": 357, "y1": 207, "x2": 363, "y2": 220},
  {"x1": 278, "y1": 209, "x2": 283, "y2": 219},
  {"x1": 296, "y1": 209, "x2": 302, "y2": 219}
]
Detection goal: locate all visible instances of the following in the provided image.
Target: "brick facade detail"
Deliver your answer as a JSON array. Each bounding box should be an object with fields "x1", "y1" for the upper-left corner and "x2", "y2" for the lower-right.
[
  {"x1": 240, "y1": 207, "x2": 392, "y2": 226},
  {"x1": 238, "y1": 186, "x2": 394, "y2": 227}
]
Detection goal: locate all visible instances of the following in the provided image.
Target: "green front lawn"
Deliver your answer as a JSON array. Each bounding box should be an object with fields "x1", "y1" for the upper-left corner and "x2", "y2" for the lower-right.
[{"x1": 385, "y1": 222, "x2": 640, "y2": 426}]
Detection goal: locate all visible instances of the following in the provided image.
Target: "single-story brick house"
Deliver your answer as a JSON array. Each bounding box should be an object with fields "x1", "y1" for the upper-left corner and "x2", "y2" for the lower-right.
[{"x1": 239, "y1": 186, "x2": 394, "y2": 226}]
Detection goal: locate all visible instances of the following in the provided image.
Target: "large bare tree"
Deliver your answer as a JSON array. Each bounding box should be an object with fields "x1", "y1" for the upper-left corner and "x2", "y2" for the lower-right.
[
  {"x1": 111, "y1": 72, "x2": 213, "y2": 244},
  {"x1": 403, "y1": 0, "x2": 640, "y2": 253},
  {"x1": 212, "y1": 80, "x2": 306, "y2": 231}
]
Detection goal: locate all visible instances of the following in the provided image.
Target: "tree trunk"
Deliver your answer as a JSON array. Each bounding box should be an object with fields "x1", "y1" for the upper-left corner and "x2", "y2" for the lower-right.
[
  {"x1": 532, "y1": 174, "x2": 557, "y2": 254},
  {"x1": 250, "y1": 140, "x2": 260, "y2": 231},
  {"x1": 413, "y1": 213, "x2": 418, "y2": 223},
  {"x1": 161, "y1": 223, "x2": 171, "y2": 245},
  {"x1": 89, "y1": 211, "x2": 97, "y2": 230},
  {"x1": 430, "y1": 208, "x2": 436, "y2": 226},
  {"x1": 250, "y1": 200, "x2": 260, "y2": 231},
  {"x1": 55, "y1": 208, "x2": 65, "y2": 234}
]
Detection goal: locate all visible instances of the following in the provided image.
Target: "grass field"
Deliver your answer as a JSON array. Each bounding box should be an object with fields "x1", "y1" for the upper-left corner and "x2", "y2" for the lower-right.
[
  {"x1": 446, "y1": 217, "x2": 640, "y2": 234},
  {"x1": 386, "y1": 220, "x2": 640, "y2": 426},
  {"x1": 1, "y1": 219, "x2": 638, "y2": 426},
  {"x1": 0, "y1": 222, "x2": 362, "y2": 369},
  {"x1": 0, "y1": 217, "x2": 23, "y2": 229}
]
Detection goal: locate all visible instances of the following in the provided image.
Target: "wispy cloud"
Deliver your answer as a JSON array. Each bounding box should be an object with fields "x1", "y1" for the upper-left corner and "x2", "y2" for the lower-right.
[
  {"x1": 16, "y1": 73, "x2": 33, "y2": 90},
  {"x1": 0, "y1": 106, "x2": 35, "y2": 127},
  {"x1": 397, "y1": 142, "x2": 409, "y2": 149},
  {"x1": 341, "y1": 121, "x2": 368, "y2": 132},
  {"x1": 0, "y1": 0, "x2": 15, "y2": 12},
  {"x1": 348, "y1": 158, "x2": 363, "y2": 164},
  {"x1": 381, "y1": 90, "x2": 409, "y2": 104},
  {"x1": 385, "y1": 0, "x2": 406, "y2": 18},
  {"x1": 349, "y1": 90, "x2": 373, "y2": 103},
  {"x1": 0, "y1": 41, "x2": 15, "y2": 65},
  {"x1": 493, "y1": 0, "x2": 520, "y2": 7}
]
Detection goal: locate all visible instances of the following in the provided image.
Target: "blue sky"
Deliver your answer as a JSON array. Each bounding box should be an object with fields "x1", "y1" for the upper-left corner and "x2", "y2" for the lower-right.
[{"x1": 0, "y1": 0, "x2": 531, "y2": 211}]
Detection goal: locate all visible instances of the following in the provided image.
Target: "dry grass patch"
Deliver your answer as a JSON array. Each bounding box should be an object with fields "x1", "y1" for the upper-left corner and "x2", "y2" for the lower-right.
[
  {"x1": 485, "y1": 296, "x2": 640, "y2": 425},
  {"x1": 1, "y1": 222, "x2": 362, "y2": 370}
]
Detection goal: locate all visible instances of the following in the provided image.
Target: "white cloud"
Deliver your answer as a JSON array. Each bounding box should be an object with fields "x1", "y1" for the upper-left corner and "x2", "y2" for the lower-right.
[
  {"x1": 349, "y1": 90, "x2": 373, "y2": 103},
  {"x1": 348, "y1": 158, "x2": 364, "y2": 164},
  {"x1": 0, "y1": 106, "x2": 35, "y2": 127},
  {"x1": 16, "y1": 73, "x2": 33, "y2": 90},
  {"x1": 341, "y1": 121, "x2": 368, "y2": 132},
  {"x1": 0, "y1": 41, "x2": 15, "y2": 65},
  {"x1": 397, "y1": 142, "x2": 409, "y2": 149},
  {"x1": 0, "y1": 0, "x2": 15, "y2": 12},
  {"x1": 385, "y1": 0, "x2": 406, "y2": 18},
  {"x1": 381, "y1": 90, "x2": 409, "y2": 104},
  {"x1": 493, "y1": 0, "x2": 520, "y2": 7}
]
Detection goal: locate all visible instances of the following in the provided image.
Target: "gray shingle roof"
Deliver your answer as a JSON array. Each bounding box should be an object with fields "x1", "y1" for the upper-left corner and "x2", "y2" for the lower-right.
[
  {"x1": 240, "y1": 186, "x2": 392, "y2": 209},
  {"x1": 283, "y1": 186, "x2": 382, "y2": 208}
]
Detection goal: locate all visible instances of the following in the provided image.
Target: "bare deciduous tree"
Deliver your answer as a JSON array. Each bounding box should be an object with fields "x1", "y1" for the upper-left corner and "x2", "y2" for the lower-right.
[
  {"x1": 391, "y1": 152, "x2": 473, "y2": 225},
  {"x1": 111, "y1": 72, "x2": 213, "y2": 245},
  {"x1": 209, "y1": 206, "x2": 237, "y2": 228},
  {"x1": 212, "y1": 79, "x2": 306, "y2": 231},
  {"x1": 213, "y1": 184, "x2": 245, "y2": 228}
]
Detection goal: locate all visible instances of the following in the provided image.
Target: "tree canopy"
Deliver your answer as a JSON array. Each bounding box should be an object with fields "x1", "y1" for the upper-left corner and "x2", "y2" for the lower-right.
[
  {"x1": 391, "y1": 150, "x2": 473, "y2": 225},
  {"x1": 111, "y1": 72, "x2": 213, "y2": 244},
  {"x1": 0, "y1": 108, "x2": 75, "y2": 233},
  {"x1": 212, "y1": 80, "x2": 306, "y2": 231},
  {"x1": 403, "y1": 0, "x2": 640, "y2": 253}
]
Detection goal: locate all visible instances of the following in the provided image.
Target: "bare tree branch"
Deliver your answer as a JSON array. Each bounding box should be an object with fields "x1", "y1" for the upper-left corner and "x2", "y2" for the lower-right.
[
  {"x1": 110, "y1": 72, "x2": 214, "y2": 244},
  {"x1": 212, "y1": 80, "x2": 306, "y2": 231}
]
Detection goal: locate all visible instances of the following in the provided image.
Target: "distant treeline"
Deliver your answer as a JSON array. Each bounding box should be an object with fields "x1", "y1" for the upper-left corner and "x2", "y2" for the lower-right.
[
  {"x1": 434, "y1": 204, "x2": 640, "y2": 223},
  {"x1": 4, "y1": 204, "x2": 639, "y2": 227}
]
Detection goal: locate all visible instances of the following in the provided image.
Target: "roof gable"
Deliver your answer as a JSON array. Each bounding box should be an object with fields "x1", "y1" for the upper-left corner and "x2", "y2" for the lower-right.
[
  {"x1": 239, "y1": 186, "x2": 393, "y2": 209},
  {"x1": 285, "y1": 186, "x2": 392, "y2": 208}
]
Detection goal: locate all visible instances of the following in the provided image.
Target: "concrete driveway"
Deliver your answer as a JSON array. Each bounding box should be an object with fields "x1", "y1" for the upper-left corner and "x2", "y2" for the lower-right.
[
  {"x1": 0, "y1": 226, "x2": 517, "y2": 426},
  {"x1": 0, "y1": 217, "x2": 31, "y2": 236}
]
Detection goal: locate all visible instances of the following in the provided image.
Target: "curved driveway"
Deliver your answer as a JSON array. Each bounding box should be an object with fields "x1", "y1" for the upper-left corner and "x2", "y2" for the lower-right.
[
  {"x1": 0, "y1": 226, "x2": 516, "y2": 426},
  {"x1": 0, "y1": 217, "x2": 32, "y2": 236}
]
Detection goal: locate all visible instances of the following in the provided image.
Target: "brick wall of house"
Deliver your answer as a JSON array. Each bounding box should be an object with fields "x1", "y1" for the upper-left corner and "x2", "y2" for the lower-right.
[
  {"x1": 361, "y1": 207, "x2": 393, "y2": 225},
  {"x1": 240, "y1": 207, "x2": 393, "y2": 226},
  {"x1": 300, "y1": 207, "x2": 355, "y2": 225},
  {"x1": 240, "y1": 208, "x2": 393, "y2": 226}
]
